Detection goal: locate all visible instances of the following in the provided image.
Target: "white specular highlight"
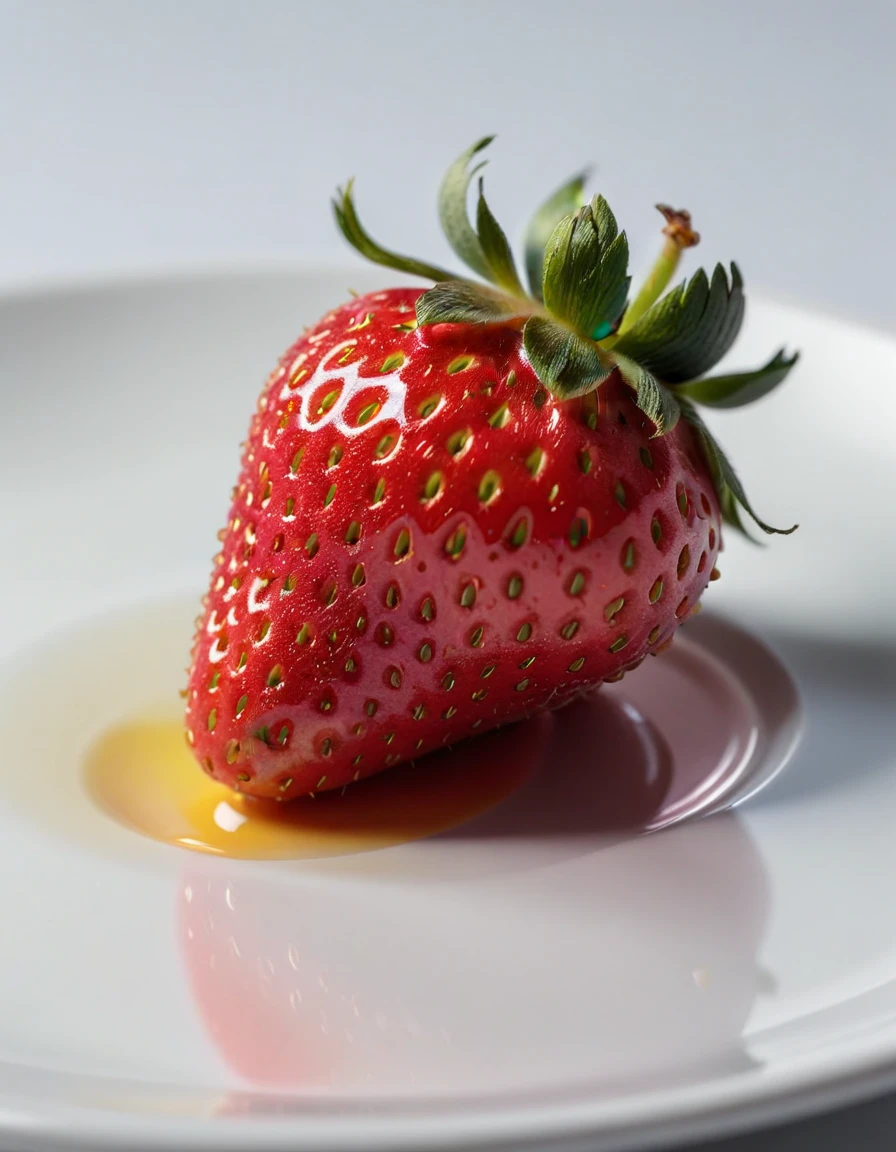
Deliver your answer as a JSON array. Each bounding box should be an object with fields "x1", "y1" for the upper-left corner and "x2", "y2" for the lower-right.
[{"x1": 279, "y1": 341, "x2": 408, "y2": 437}]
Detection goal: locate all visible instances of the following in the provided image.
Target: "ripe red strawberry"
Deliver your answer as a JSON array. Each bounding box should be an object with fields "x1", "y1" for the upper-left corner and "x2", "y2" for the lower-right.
[{"x1": 185, "y1": 138, "x2": 797, "y2": 799}]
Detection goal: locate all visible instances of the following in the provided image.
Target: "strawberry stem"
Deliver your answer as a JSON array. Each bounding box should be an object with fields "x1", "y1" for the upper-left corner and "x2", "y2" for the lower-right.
[{"x1": 613, "y1": 205, "x2": 700, "y2": 338}]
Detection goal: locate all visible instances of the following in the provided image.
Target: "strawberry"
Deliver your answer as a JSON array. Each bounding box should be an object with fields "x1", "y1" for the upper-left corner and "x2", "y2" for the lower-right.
[{"x1": 185, "y1": 137, "x2": 797, "y2": 799}]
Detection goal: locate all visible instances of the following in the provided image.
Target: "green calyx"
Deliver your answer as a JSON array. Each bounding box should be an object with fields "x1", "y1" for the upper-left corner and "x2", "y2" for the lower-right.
[{"x1": 333, "y1": 138, "x2": 799, "y2": 537}]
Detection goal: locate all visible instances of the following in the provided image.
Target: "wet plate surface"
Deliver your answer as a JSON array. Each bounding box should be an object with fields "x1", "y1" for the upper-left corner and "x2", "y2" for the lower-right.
[{"x1": 0, "y1": 269, "x2": 893, "y2": 1152}]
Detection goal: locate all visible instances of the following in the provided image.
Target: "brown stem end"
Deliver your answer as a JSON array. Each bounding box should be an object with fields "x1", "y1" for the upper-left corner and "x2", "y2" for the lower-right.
[{"x1": 656, "y1": 204, "x2": 700, "y2": 249}]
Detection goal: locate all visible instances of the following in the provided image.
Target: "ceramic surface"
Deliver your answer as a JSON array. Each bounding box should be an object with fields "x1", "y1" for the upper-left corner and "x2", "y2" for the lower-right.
[{"x1": 0, "y1": 269, "x2": 892, "y2": 1151}]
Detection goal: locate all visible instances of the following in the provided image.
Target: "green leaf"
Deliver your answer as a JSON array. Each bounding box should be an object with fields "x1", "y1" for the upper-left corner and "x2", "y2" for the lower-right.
[
  {"x1": 678, "y1": 348, "x2": 799, "y2": 408},
  {"x1": 438, "y1": 138, "x2": 493, "y2": 281},
  {"x1": 541, "y1": 211, "x2": 578, "y2": 318},
  {"x1": 702, "y1": 262, "x2": 745, "y2": 373},
  {"x1": 475, "y1": 179, "x2": 525, "y2": 296},
  {"x1": 614, "y1": 354, "x2": 680, "y2": 436},
  {"x1": 416, "y1": 280, "x2": 529, "y2": 327},
  {"x1": 719, "y1": 485, "x2": 753, "y2": 539},
  {"x1": 612, "y1": 263, "x2": 745, "y2": 383},
  {"x1": 590, "y1": 194, "x2": 618, "y2": 244},
  {"x1": 524, "y1": 170, "x2": 588, "y2": 300},
  {"x1": 541, "y1": 200, "x2": 630, "y2": 339},
  {"x1": 333, "y1": 181, "x2": 455, "y2": 283},
  {"x1": 679, "y1": 397, "x2": 797, "y2": 536},
  {"x1": 523, "y1": 316, "x2": 614, "y2": 399},
  {"x1": 589, "y1": 196, "x2": 630, "y2": 336},
  {"x1": 613, "y1": 269, "x2": 708, "y2": 375}
]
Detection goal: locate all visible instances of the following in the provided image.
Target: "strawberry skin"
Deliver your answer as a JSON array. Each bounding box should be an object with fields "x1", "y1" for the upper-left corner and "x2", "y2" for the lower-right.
[{"x1": 186, "y1": 287, "x2": 721, "y2": 799}]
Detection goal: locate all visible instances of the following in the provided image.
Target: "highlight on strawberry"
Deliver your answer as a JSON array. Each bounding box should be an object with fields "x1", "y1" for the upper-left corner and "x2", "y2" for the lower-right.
[{"x1": 184, "y1": 137, "x2": 798, "y2": 800}]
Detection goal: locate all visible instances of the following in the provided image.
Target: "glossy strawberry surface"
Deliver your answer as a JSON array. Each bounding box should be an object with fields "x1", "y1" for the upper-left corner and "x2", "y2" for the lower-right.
[{"x1": 185, "y1": 287, "x2": 722, "y2": 798}]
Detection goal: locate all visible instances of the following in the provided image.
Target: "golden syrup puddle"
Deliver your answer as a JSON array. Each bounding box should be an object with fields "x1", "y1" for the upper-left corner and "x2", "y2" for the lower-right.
[
  {"x1": 3, "y1": 597, "x2": 775, "y2": 865},
  {"x1": 84, "y1": 716, "x2": 540, "y2": 859}
]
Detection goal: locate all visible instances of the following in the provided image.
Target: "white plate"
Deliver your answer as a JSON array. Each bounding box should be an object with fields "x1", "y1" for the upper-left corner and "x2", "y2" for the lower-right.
[{"x1": 0, "y1": 268, "x2": 893, "y2": 1152}]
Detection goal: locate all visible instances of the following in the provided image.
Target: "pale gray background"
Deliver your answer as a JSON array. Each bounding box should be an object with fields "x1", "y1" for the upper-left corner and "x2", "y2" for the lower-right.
[
  {"x1": 1, "y1": 1, "x2": 894, "y2": 1150},
  {"x1": 1, "y1": 0, "x2": 895, "y2": 336}
]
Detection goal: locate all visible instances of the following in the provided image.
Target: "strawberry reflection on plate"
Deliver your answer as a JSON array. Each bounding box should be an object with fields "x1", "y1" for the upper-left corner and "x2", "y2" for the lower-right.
[{"x1": 179, "y1": 692, "x2": 769, "y2": 1098}]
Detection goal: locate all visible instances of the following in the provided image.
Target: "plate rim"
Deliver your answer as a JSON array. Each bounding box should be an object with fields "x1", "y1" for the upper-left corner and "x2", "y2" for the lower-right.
[
  {"x1": 2, "y1": 1039, "x2": 896, "y2": 1152},
  {"x1": 1, "y1": 259, "x2": 895, "y2": 351}
]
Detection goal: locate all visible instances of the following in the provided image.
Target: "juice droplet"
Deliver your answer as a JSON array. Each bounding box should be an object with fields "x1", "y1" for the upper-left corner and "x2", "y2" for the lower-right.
[{"x1": 84, "y1": 717, "x2": 540, "y2": 860}]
